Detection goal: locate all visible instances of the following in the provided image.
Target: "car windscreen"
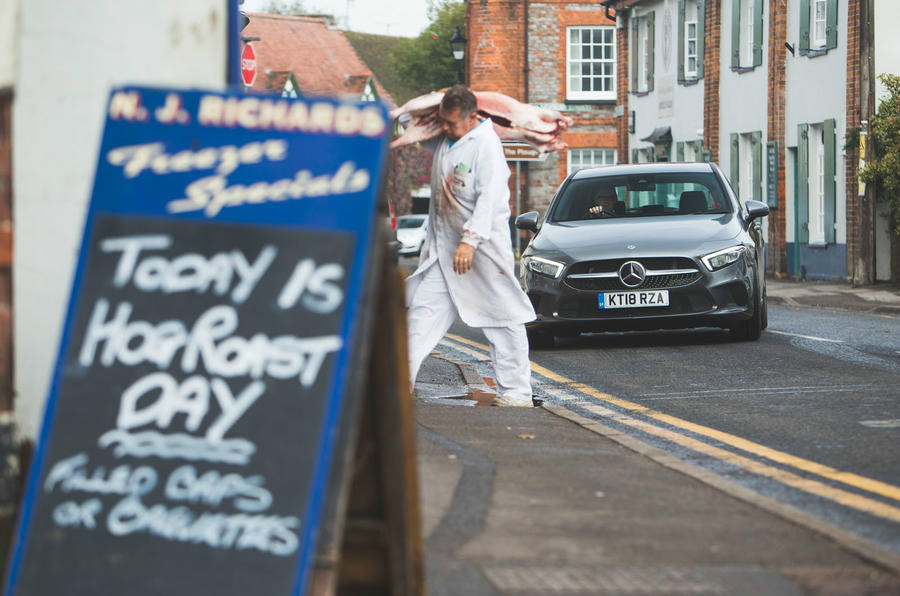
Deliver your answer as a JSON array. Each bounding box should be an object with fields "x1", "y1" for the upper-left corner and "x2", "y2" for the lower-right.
[
  {"x1": 397, "y1": 216, "x2": 426, "y2": 229},
  {"x1": 549, "y1": 172, "x2": 731, "y2": 223}
]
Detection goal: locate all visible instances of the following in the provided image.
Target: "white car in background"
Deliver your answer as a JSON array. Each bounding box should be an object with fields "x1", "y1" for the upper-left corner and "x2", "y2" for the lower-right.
[{"x1": 396, "y1": 214, "x2": 428, "y2": 256}]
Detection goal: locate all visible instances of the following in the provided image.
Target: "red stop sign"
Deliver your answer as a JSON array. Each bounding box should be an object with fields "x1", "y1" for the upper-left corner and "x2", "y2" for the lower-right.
[{"x1": 241, "y1": 43, "x2": 257, "y2": 87}]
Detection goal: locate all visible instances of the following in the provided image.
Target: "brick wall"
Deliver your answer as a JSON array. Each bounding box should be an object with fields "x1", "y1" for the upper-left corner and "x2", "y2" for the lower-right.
[
  {"x1": 0, "y1": 91, "x2": 11, "y2": 414},
  {"x1": 467, "y1": 1, "x2": 619, "y2": 214},
  {"x1": 844, "y1": 0, "x2": 868, "y2": 283},
  {"x1": 703, "y1": 0, "x2": 721, "y2": 163},
  {"x1": 767, "y1": 0, "x2": 787, "y2": 275},
  {"x1": 617, "y1": 13, "x2": 630, "y2": 161}
]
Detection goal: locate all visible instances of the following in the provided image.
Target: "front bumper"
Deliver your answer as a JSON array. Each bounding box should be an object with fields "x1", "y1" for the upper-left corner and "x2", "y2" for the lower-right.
[{"x1": 524, "y1": 257, "x2": 755, "y2": 333}]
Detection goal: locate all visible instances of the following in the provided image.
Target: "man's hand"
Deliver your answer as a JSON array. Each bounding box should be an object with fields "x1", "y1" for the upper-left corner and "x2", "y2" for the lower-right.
[{"x1": 453, "y1": 242, "x2": 476, "y2": 274}]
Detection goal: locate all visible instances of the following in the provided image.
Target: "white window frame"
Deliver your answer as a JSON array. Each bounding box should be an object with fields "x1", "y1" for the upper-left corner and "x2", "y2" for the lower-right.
[
  {"x1": 684, "y1": 141, "x2": 698, "y2": 162},
  {"x1": 812, "y1": 0, "x2": 827, "y2": 49},
  {"x1": 641, "y1": 22, "x2": 650, "y2": 91},
  {"x1": 361, "y1": 80, "x2": 377, "y2": 102},
  {"x1": 567, "y1": 26, "x2": 616, "y2": 101},
  {"x1": 739, "y1": 0, "x2": 754, "y2": 67},
  {"x1": 282, "y1": 78, "x2": 298, "y2": 98},
  {"x1": 808, "y1": 124, "x2": 826, "y2": 244},
  {"x1": 568, "y1": 148, "x2": 617, "y2": 174},
  {"x1": 739, "y1": 133, "x2": 754, "y2": 204},
  {"x1": 685, "y1": 1, "x2": 698, "y2": 79}
]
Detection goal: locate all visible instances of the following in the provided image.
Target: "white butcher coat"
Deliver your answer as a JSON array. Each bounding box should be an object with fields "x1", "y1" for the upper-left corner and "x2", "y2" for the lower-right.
[{"x1": 405, "y1": 118, "x2": 535, "y2": 328}]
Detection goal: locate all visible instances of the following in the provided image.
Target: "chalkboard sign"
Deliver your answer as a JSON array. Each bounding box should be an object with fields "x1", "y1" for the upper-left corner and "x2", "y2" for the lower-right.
[{"x1": 4, "y1": 87, "x2": 388, "y2": 595}]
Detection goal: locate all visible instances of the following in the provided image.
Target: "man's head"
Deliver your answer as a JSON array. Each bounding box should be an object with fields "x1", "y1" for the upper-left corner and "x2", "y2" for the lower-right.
[
  {"x1": 438, "y1": 85, "x2": 479, "y2": 141},
  {"x1": 593, "y1": 187, "x2": 618, "y2": 212}
]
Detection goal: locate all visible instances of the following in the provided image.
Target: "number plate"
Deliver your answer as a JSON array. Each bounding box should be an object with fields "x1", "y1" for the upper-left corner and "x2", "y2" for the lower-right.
[{"x1": 598, "y1": 290, "x2": 670, "y2": 309}]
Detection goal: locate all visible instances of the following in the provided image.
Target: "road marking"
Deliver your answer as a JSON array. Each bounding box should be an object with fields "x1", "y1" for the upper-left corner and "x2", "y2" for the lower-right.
[
  {"x1": 442, "y1": 333, "x2": 900, "y2": 510},
  {"x1": 639, "y1": 385, "x2": 872, "y2": 399},
  {"x1": 580, "y1": 402, "x2": 900, "y2": 523},
  {"x1": 860, "y1": 419, "x2": 900, "y2": 429},
  {"x1": 768, "y1": 329, "x2": 844, "y2": 343}
]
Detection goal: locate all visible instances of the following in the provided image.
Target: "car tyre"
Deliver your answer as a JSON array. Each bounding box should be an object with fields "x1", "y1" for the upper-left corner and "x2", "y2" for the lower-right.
[
  {"x1": 527, "y1": 327, "x2": 556, "y2": 350},
  {"x1": 730, "y1": 286, "x2": 763, "y2": 341}
]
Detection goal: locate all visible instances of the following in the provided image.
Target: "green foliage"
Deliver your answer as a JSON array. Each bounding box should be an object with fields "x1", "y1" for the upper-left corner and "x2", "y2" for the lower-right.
[
  {"x1": 859, "y1": 74, "x2": 900, "y2": 234},
  {"x1": 389, "y1": 1, "x2": 466, "y2": 96}
]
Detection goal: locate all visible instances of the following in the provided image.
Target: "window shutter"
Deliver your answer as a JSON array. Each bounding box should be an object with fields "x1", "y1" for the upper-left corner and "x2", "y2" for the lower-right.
[
  {"x1": 826, "y1": 0, "x2": 838, "y2": 50},
  {"x1": 823, "y1": 118, "x2": 836, "y2": 243},
  {"x1": 631, "y1": 16, "x2": 639, "y2": 91},
  {"x1": 751, "y1": 131, "x2": 762, "y2": 202},
  {"x1": 697, "y1": 0, "x2": 707, "y2": 78},
  {"x1": 799, "y1": 0, "x2": 810, "y2": 56},
  {"x1": 678, "y1": 0, "x2": 685, "y2": 82},
  {"x1": 731, "y1": 0, "x2": 741, "y2": 68},
  {"x1": 730, "y1": 133, "x2": 740, "y2": 189},
  {"x1": 632, "y1": 149, "x2": 639, "y2": 164},
  {"x1": 648, "y1": 12, "x2": 656, "y2": 92},
  {"x1": 676, "y1": 141, "x2": 685, "y2": 161},
  {"x1": 798, "y1": 124, "x2": 809, "y2": 243},
  {"x1": 753, "y1": 0, "x2": 764, "y2": 67}
]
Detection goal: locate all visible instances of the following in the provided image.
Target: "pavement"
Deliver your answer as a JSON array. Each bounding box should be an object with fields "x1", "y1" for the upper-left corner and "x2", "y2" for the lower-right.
[{"x1": 413, "y1": 277, "x2": 900, "y2": 595}]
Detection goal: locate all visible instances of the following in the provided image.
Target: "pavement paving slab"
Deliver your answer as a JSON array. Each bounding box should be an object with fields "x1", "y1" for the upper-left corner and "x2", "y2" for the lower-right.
[{"x1": 414, "y1": 354, "x2": 900, "y2": 595}]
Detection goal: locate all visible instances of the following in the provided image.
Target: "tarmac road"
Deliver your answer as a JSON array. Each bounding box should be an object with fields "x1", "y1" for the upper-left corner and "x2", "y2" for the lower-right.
[{"x1": 437, "y1": 303, "x2": 900, "y2": 556}]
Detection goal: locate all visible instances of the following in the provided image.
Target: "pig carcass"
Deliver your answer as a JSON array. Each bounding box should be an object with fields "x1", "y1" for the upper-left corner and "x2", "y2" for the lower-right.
[{"x1": 390, "y1": 90, "x2": 574, "y2": 153}]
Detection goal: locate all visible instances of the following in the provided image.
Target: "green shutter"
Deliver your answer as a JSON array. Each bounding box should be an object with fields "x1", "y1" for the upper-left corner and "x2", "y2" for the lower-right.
[
  {"x1": 678, "y1": 0, "x2": 686, "y2": 82},
  {"x1": 753, "y1": 0, "x2": 763, "y2": 67},
  {"x1": 823, "y1": 118, "x2": 836, "y2": 243},
  {"x1": 631, "y1": 16, "x2": 639, "y2": 91},
  {"x1": 730, "y1": 133, "x2": 740, "y2": 190},
  {"x1": 799, "y1": 0, "x2": 810, "y2": 56},
  {"x1": 697, "y1": 0, "x2": 707, "y2": 78},
  {"x1": 731, "y1": 0, "x2": 741, "y2": 68},
  {"x1": 648, "y1": 12, "x2": 656, "y2": 92},
  {"x1": 826, "y1": 0, "x2": 838, "y2": 50},
  {"x1": 798, "y1": 124, "x2": 809, "y2": 243},
  {"x1": 676, "y1": 141, "x2": 685, "y2": 161},
  {"x1": 751, "y1": 131, "x2": 762, "y2": 202},
  {"x1": 632, "y1": 149, "x2": 639, "y2": 164}
]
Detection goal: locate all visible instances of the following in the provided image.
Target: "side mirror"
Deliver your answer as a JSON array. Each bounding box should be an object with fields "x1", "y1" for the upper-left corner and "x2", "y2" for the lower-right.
[
  {"x1": 744, "y1": 200, "x2": 769, "y2": 222},
  {"x1": 515, "y1": 211, "x2": 540, "y2": 232}
]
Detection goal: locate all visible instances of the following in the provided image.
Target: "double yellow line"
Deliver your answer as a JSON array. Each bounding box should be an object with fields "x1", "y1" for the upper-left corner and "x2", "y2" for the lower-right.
[{"x1": 443, "y1": 333, "x2": 900, "y2": 523}]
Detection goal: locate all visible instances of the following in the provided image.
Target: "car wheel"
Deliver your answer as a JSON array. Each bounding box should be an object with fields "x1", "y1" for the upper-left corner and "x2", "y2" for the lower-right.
[
  {"x1": 527, "y1": 327, "x2": 556, "y2": 350},
  {"x1": 730, "y1": 286, "x2": 762, "y2": 341}
]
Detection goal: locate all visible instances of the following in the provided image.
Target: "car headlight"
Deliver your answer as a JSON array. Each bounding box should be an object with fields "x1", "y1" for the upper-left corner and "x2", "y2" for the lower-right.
[
  {"x1": 700, "y1": 246, "x2": 745, "y2": 271},
  {"x1": 523, "y1": 256, "x2": 564, "y2": 278}
]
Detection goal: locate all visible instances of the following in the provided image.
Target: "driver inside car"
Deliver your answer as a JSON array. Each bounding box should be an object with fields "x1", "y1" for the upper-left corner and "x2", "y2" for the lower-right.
[{"x1": 587, "y1": 188, "x2": 619, "y2": 218}]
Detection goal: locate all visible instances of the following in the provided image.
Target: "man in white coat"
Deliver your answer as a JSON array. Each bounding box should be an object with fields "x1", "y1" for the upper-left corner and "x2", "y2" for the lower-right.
[{"x1": 405, "y1": 85, "x2": 536, "y2": 407}]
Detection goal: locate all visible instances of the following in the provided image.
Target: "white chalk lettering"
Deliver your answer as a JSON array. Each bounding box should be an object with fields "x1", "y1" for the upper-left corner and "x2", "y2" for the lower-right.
[
  {"x1": 79, "y1": 301, "x2": 343, "y2": 386},
  {"x1": 166, "y1": 162, "x2": 371, "y2": 218},
  {"x1": 100, "y1": 235, "x2": 277, "y2": 304},
  {"x1": 106, "y1": 140, "x2": 287, "y2": 178},
  {"x1": 106, "y1": 496, "x2": 300, "y2": 556},
  {"x1": 98, "y1": 429, "x2": 256, "y2": 465},
  {"x1": 165, "y1": 465, "x2": 271, "y2": 512},
  {"x1": 53, "y1": 499, "x2": 103, "y2": 529},
  {"x1": 116, "y1": 374, "x2": 263, "y2": 442},
  {"x1": 44, "y1": 452, "x2": 157, "y2": 496},
  {"x1": 276, "y1": 259, "x2": 345, "y2": 313}
]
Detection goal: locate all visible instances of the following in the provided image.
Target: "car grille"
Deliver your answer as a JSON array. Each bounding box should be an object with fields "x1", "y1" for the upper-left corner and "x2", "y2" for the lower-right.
[
  {"x1": 564, "y1": 257, "x2": 702, "y2": 292},
  {"x1": 557, "y1": 293, "x2": 714, "y2": 318}
]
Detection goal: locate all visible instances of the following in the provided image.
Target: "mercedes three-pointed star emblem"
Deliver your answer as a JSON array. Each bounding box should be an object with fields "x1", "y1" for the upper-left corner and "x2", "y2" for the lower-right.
[{"x1": 618, "y1": 260, "x2": 646, "y2": 288}]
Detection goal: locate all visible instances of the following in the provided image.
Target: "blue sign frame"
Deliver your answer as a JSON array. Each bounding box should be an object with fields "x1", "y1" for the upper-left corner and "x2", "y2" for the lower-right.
[{"x1": 4, "y1": 86, "x2": 389, "y2": 595}]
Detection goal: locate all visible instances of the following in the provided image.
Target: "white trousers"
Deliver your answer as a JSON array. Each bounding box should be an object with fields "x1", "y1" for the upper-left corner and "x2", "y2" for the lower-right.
[{"x1": 407, "y1": 264, "x2": 532, "y2": 400}]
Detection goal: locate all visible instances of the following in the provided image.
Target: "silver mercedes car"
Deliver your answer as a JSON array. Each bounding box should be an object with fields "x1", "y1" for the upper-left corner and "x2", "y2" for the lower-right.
[{"x1": 516, "y1": 162, "x2": 769, "y2": 348}]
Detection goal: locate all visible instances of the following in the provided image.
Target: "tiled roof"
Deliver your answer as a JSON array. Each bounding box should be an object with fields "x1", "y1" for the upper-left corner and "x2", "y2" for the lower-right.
[{"x1": 244, "y1": 13, "x2": 393, "y2": 106}]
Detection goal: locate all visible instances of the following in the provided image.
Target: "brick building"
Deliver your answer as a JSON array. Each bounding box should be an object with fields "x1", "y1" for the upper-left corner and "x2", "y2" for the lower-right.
[
  {"x1": 607, "y1": 0, "x2": 899, "y2": 282},
  {"x1": 465, "y1": 1, "x2": 619, "y2": 216}
]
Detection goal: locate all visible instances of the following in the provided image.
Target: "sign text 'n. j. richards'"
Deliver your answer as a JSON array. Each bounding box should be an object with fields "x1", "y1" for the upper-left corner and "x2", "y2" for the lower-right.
[{"x1": 105, "y1": 90, "x2": 387, "y2": 217}]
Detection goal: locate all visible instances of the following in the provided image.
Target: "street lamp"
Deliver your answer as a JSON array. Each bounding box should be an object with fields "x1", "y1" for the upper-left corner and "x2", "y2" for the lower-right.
[{"x1": 449, "y1": 26, "x2": 466, "y2": 84}]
